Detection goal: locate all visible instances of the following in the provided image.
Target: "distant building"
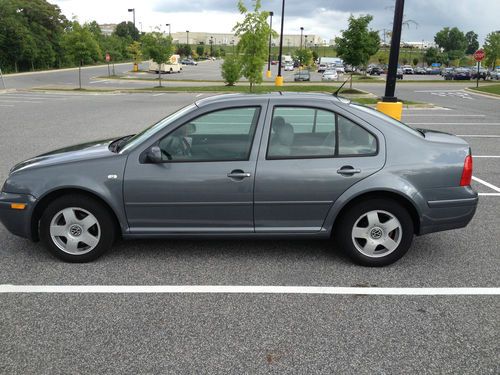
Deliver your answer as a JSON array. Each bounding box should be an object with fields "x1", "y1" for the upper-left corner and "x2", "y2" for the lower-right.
[
  {"x1": 99, "y1": 24, "x2": 117, "y2": 36},
  {"x1": 400, "y1": 41, "x2": 437, "y2": 49},
  {"x1": 169, "y1": 31, "x2": 325, "y2": 47}
]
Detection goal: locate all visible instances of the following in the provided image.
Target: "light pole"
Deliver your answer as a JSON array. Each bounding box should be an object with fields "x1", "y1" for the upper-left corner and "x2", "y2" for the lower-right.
[
  {"x1": 231, "y1": 39, "x2": 235, "y2": 53},
  {"x1": 304, "y1": 35, "x2": 308, "y2": 50},
  {"x1": 166, "y1": 23, "x2": 171, "y2": 37},
  {"x1": 266, "y1": 11, "x2": 274, "y2": 78},
  {"x1": 127, "y1": 8, "x2": 135, "y2": 28},
  {"x1": 186, "y1": 30, "x2": 189, "y2": 45},
  {"x1": 275, "y1": 0, "x2": 285, "y2": 86},
  {"x1": 377, "y1": 0, "x2": 405, "y2": 120},
  {"x1": 300, "y1": 27, "x2": 304, "y2": 49},
  {"x1": 210, "y1": 36, "x2": 213, "y2": 56}
]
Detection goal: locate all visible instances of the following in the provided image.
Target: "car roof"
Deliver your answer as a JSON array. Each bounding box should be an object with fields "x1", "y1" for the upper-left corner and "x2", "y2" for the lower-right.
[{"x1": 195, "y1": 92, "x2": 345, "y2": 107}]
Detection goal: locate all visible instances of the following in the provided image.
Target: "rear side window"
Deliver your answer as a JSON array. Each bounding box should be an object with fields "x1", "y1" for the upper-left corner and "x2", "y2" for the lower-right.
[{"x1": 267, "y1": 106, "x2": 377, "y2": 159}]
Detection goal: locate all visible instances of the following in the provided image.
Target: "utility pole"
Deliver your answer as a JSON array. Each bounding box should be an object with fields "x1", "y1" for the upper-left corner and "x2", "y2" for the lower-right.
[
  {"x1": 128, "y1": 8, "x2": 135, "y2": 28},
  {"x1": 166, "y1": 24, "x2": 171, "y2": 37},
  {"x1": 266, "y1": 11, "x2": 274, "y2": 78},
  {"x1": 275, "y1": 0, "x2": 285, "y2": 86},
  {"x1": 300, "y1": 27, "x2": 304, "y2": 49},
  {"x1": 377, "y1": 0, "x2": 405, "y2": 120}
]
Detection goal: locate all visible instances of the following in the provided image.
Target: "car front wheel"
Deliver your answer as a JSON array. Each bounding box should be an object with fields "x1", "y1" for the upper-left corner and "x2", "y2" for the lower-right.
[
  {"x1": 40, "y1": 194, "x2": 115, "y2": 262},
  {"x1": 336, "y1": 199, "x2": 414, "y2": 267}
]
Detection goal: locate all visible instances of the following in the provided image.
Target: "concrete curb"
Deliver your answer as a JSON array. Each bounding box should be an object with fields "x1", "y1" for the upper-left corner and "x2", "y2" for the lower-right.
[{"x1": 464, "y1": 87, "x2": 500, "y2": 100}]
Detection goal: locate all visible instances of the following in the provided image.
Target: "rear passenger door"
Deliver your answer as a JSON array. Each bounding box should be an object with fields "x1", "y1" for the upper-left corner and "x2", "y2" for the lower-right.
[{"x1": 254, "y1": 101, "x2": 385, "y2": 233}]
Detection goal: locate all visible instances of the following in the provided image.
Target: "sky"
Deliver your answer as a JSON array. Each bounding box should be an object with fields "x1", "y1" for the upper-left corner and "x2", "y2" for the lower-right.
[{"x1": 49, "y1": 0, "x2": 499, "y2": 44}]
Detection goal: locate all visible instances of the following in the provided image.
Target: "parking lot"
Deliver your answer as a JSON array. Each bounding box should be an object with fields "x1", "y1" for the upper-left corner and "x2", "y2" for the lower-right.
[{"x1": 0, "y1": 89, "x2": 499, "y2": 373}]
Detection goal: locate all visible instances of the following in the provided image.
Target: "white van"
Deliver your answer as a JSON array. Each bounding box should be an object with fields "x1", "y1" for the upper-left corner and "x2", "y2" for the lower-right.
[{"x1": 149, "y1": 54, "x2": 182, "y2": 73}]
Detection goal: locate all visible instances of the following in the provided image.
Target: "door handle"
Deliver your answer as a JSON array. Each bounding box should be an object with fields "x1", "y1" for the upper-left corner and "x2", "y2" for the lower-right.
[
  {"x1": 227, "y1": 170, "x2": 251, "y2": 179},
  {"x1": 337, "y1": 166, "x2": 361, "y2": 175}
]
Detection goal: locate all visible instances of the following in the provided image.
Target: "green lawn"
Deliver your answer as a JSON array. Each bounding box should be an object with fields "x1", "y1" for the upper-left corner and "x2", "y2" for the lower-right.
[{"x1": 470, "y1": 84, "x2": 500, "y2": 96}]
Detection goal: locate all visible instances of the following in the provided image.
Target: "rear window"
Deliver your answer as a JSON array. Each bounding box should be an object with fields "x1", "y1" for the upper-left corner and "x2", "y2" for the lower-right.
[{"x1": 349, "y1": 103, "x2": 423, "y2": 137}]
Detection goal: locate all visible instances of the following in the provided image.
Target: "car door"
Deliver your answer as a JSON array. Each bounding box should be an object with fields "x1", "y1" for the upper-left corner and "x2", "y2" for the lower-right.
[
  {"x1": 254, "y1": 100, "x2": 385, "y2": 233},
  {"x1": 123, "y1": 101, "x2": 267, "y2": 234}
]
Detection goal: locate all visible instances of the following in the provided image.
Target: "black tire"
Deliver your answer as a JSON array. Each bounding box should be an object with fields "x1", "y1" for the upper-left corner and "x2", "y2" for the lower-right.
[
  {"x1": 39, "y1": 194, "x2": 115, "y2": 262},
  {"x1": 335, "y1": 199, "x2": 414, "y2": 267}
]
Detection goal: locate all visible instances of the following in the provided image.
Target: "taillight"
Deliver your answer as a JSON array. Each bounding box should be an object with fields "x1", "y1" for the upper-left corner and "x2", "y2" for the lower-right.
[{"x1": 460, "y1": 154, "x2": 473, "y2": 186}]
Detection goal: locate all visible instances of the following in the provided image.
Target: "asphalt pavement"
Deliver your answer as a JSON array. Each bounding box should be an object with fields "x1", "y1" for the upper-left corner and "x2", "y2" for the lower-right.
[{"x1": 0, "y1": 70, "x2": 499, "y2": 374}]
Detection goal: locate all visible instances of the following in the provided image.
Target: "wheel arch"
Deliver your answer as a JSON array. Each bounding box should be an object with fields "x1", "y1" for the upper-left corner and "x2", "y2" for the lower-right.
[
  {"x1": 31, "y1": 188, "x2": 123, "y2": 241},
  {"x1": 330, "y1": 190, "x2": 421, "y2": 237}
]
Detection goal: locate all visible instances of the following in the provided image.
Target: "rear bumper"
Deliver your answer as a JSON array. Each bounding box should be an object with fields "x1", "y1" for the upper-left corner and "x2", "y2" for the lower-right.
[
  {"x1": 419, "y1": 194, "x2": 478, "y2": 235},
  {"x1": 0, "y1": 192, "x2": 36, "y2": 239}
]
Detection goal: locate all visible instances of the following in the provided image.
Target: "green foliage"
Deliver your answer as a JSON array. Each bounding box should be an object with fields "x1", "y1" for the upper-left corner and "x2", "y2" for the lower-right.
[
  {"x1": 60, "y1": 21, "x2": 101, "y2": 65},
  {"x1": 100, "y1": 35, "x2": 128, "y2": 61},
  {"x1": 176, "y1": 44, "x2": 192, "y2": 57},
  {"x1": 196, "y1": 45, "x2": 205, "y2": 57},
  {"x1": 335, "y1": 15, "x2": 380, "y2": 69},
  {"x1": 233, "y1": 0, "x2": 277, "y2": 91},
  {"x1": 424, "y1": 47, "x2": 447, "y2": 66},
  {"x1": 293, "y1": 49, "x2": 313, "y2": 67},
  {"x1": 484, "y1": 31, "x2": 500, "y2": 68},
  {"x1": 434, "y1": 27, "x2": 467, "y2": 62},
  {"x1": 141, "y1": 32, "x2": 172, "y2": 86},
  {"x1": 412, "y1": 57, "x2": 419, "y2": 66},
  {"x1": 311, "y1": 50, "x2": 319, "y2": 62},
  {"x1": 465, "y1": 31, "x2": 479, "y2": 55},
  {"x1": 114, "y1": 21, "x2": 139, "y2": 41},
  {"x1": 221, "y1": 55, "x2": 242, "y2": 86},
  {"x1": 127, "y1": 41, "x2": 142, "y2": 64}
]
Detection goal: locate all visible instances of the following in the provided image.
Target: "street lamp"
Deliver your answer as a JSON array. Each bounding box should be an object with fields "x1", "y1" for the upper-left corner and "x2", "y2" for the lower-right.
[
  {"x1": 186, "y1": 30, "x2": 189, "y2": 45},
  {"x1": 300, "y1": 27, "x2": 304, "y2": 49},
  {"x1": 275, "y1": 0, "x2": 285, "y2": 86},
  {"x1": 304, "y1": 35, "x2": 308, "y2": 49},
  {"x1": 127, "y1": 8, "x2": 135, "y2": 28},
  {"x1": 210, "y1": 36, "x2": 214, "y2": 56},
  {"x1": 165, "y1": 23, "x2": 171, "y2": 37},
  {"x1": 266, "y1": 11, "x2": 274, "y2": 78}
]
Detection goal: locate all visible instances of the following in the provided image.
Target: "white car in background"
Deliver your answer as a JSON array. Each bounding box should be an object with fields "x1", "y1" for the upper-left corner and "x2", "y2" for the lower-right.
[
  {"x1": 321, "y1": 70, "x2": 338, "y2": 81},
  {"x1": 284, "y1": 64, "x2": 294, "y2": 71}
]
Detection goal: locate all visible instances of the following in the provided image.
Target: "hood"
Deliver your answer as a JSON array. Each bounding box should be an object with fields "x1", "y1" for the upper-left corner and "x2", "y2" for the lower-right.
[
  {"x1": 10, "y1": 138, "x2": 117, "y2": 174},
  {"x1": 417, "y1": 128, "x2": 468, "y2": 145}
]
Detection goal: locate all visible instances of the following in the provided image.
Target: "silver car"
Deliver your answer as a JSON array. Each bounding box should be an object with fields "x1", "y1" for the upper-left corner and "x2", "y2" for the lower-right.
[{"x1": 0, "y1": 93, "x2": 478, "y2": 266}]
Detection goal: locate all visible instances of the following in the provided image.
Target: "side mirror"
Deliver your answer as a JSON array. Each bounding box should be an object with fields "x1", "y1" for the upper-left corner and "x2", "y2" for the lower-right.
[{"x1": 147, "y1": 146, "x2": 162, "y2": 163}]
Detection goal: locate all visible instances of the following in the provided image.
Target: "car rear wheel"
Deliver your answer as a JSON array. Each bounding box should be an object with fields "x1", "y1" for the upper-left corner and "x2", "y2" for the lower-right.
[
  {"x1": 336, "y1": 199, "x2": 414, "y2": 267},
  {"x1": 40, "y1": 195, "x2": 115, "y2": 262}
]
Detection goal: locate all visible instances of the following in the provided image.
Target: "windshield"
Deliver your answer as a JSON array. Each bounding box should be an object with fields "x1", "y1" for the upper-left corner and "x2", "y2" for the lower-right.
[
  {"x1": 349, "y1": 103, "x2": 423, "y2": 137},
  {"x1": 119, "y1": 103, "x2": 197, "y2": 153}
]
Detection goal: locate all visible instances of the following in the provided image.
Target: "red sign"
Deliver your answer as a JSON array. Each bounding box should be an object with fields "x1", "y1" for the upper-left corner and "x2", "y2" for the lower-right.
[
  {"x1": 473, "y1": 49, "x2": 485, "y2": 62},
  {"x1": 105, "y1": 53, "x2": 111, "y2": 62}
]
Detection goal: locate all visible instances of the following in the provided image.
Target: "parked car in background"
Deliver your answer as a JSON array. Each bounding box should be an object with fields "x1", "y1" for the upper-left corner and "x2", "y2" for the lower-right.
[
  {"x1": 402, "y1": 65, "x2": 414, "y2": 74},
  {"x1": 321, "y1": 70, "x2": 338, "y2": 81},
  {"x1": 470, "y1": 68, "x2": 488, "y2": 80},
  {"x1": 0, "y1": 93, "x2": 477, "y2": 266},
  {"x1": 294, "y1": 70, "x2": 311, "y2": 81},
  {"x1": 334, "y1": 65, "x2": 345, "y2": 74},
  {"x1": 180, "y1": 59, "x2": 197, "y2": 66},
  {"x1": 284, "y1": 64, "x2": 294, "y2": 71},
  {"x1": 489, "y1": 68, "x2": 500, "y2": 80},
  {"x1": 396, "y1": 68, "x2": 404, "y2": 79},
  {"x1": 317, "y1": 64, "x2": 328, "y2": 73},
  {"x1": 148, "y1": 54, "x2": 182, "y2": 74},
  {"x1": 367, "y1": 66, "x2": 383, "y2": 75},
  {"x1": 451, "y1": 68, "x2": 471, "y2": 80},
  {"x1": 414, "y1": 67, "x2": 426, "y2": 75}
]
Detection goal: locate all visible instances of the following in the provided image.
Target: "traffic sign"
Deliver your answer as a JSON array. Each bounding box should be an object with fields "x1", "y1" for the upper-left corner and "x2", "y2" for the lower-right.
[
  {"x1": 473, "y1": 49, "x2": 485, "y2": 62},
  {"x1": 105, "y1": 53, "x2": 111, "y2": 62},
  {"x1": 431, "y1": 63, "x2": 441, "y2": 67}
]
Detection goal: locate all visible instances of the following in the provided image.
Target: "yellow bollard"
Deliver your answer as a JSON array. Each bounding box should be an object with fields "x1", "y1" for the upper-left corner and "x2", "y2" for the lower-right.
[
  {"x1": 133, "y1": 63, "x2": 139, "y2": 72},
  {"x1": 275, "y1": 75, "x2": 283, "y2": 86},
  {"x1": 266, "y1": 70, "x2": 272, "y2": 78},
  {"x1": 376, "y1": 101, "x2": 403, "y2": 121}
]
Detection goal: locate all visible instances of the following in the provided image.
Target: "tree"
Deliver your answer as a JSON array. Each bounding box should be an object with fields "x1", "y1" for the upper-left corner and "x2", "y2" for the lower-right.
[
  {"x1": 424, "y1": 47, "x2": 446, "y2": 66},
  {"x1": 335, "y1": 15, "x2": 380, "y2": 75},
  {"x1": 114, "y1": 21, "x2": 139, "y2": 41},
  {"x1": 60, "y1": 21, "x2": 101, "y2": 65},
  {"x1": 176, "y1": 44, "x2": 192, "y2": 58},
  {"x1": 196, "y1": 45, "x2": 205, "y2": 58},
  {"x1": 127, "y1": 41, "x2": 142, "y2": 65},
  {"x1": 434, "y1": 27, "x2": 467, "y2": 62},
  {"x1": 233, "y1": 0, "x2": 276, "y2": 91},
  {"x1": 484, "y1": 31, "x2": 500, "y2": 69},
  {"x1": 141, "y1": 31, "x2": 172, "y2": 87},
  {"x1": 221, "y1": 55, "x2": 242, "y2": 86},
  {"x1": 412, "y1": 57, "x2": 419, "y2": 66},
  {"x1": 465, "y1": 31, "x2": 479, "y2": 55},
  {"x1": 293, "y1": 49, "x2": 313, "y2": 67}
]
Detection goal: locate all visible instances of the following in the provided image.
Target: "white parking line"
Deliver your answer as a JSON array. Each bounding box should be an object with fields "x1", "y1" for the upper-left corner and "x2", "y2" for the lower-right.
[
  {"x1": 479, "y1": 193, "x2": 500, "y2": 196},
  {"x1": 407, "y1": 123, "x2": 500, "y2": 126},
  {"x1": 456, "y1": 135, "x2": 500, "y2": 138},
  {"x1": 474, "y1": 155, "x2": 500, "y2": 158},
  {"x1": 152, "y1": 93, "x2": 164, "y2": 96},
  {"x1": 472, "y1": 176, "x2": 500, "y2": 193},
  {"x1": 0, "y1": 104, "x2": 14, "y2": 107},
  {"x1": 0, "y1": 100, "x2": 42, "y2": 103},
  {"x1": 0, "y1": 285, "x2": 499, "y2": 295}
]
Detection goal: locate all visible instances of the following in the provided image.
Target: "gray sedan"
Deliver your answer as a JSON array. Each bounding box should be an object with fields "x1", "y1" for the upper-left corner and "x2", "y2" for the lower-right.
[{"x1": 0, "y1": 93, "x2": 478, "y2": 266}]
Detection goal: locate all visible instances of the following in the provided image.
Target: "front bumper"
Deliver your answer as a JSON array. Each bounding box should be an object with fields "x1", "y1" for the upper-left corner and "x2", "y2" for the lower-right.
[{"x1": 0, "y1": 192, "x2": 37, "y2": 239}]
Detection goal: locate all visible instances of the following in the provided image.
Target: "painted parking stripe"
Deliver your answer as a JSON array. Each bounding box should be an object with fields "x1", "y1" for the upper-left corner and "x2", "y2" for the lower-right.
[
  {"x1": 456, "y1": 135, "x2": 500, "y2": 138},
  {"x1": 407, "y1": 123, "x2": 500, "y2": 126},
  {"x1": 474, "y1": 155, "x2": 500, "y2": 158},
  {"x1": 0, "y1": 99, "x2": 42, "y2": 103},
  {"x1": 472, "y1": 176, "x2": 500, "y2": 193},
  {"x1": 0, "y1": 285, "x2": 499, "y2": 295},
  {"x1": 479, "y1": 193, "x2": 500, "y2": 196},
  {"x1": 403, "y1": 114, "x2": 486, "y2": 117}
]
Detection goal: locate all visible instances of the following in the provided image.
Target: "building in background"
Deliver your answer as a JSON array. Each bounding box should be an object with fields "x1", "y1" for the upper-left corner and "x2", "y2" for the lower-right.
[{"x1": 99, "y1": 24, "x2": 117, "y2": 36}]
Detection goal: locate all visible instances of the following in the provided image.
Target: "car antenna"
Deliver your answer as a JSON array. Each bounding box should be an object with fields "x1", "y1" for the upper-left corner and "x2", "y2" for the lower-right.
[{"x1": 333, "y1": 78, "x2": 350, "y2": 97}]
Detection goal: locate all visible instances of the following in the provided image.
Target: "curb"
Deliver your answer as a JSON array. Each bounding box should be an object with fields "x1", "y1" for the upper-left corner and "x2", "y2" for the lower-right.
[{"x1": 464, "y1": 87, "x2": 500, "y2": 100}]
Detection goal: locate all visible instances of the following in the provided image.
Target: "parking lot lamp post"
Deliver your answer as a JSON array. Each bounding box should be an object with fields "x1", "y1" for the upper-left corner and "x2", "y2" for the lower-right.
[
  {"x1": 210, "y1": 36, "x2": 213, "y2": 56},
  {"x1": 128, "y1": 8, "x2": 135, "y2": 28},
  {"x1": 166, "y1": 24, "x2": 171, "y2": 37},
  {"x1": 266, "y1": 11, "x2": 274, "y2": 78},
  {"x1": 186, "y1": 30, "x2": 189, "y2": 45},
  {"x1": 300, "y1": 27, "x2": 304, "y2": 49},
  {"x1": 275, "y1": 0, "x2": 285, "y2": 86},
  {"x1": 304, "y1": 35, "x2": 308, "y2": 49},
  {"x1": 377, "y1": 0, "x2": 405, "y2": 120}
]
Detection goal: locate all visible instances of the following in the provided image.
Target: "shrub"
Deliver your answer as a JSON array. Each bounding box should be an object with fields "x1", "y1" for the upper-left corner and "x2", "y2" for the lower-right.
[{"x1": 221, "y1": 55, "x2": 242, "y2": 86}]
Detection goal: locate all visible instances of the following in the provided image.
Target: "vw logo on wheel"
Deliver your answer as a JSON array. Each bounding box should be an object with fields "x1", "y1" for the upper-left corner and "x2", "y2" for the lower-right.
[{"x1": 370, "y1": 227, "x2": 383, "y2": 240}]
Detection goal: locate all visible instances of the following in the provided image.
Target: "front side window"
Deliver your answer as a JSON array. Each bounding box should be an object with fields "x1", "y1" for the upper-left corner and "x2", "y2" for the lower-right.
[{"x1": 158, "y1": 107, "x2": 260, "y2": 162}]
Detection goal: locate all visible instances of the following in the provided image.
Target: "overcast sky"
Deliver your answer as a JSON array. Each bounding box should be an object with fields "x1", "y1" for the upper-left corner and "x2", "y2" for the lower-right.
[{"x1": 49, "y1": 0, "x2": 499, "y2": 44}]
